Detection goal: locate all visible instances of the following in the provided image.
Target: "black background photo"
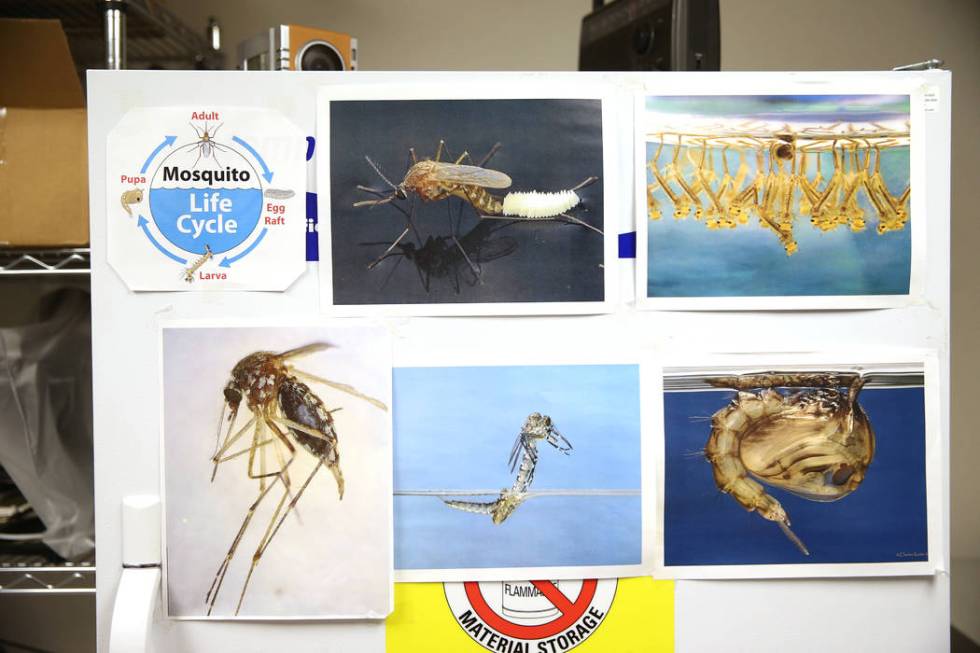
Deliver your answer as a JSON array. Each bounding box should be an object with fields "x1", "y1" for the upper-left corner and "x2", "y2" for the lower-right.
[{"x1": 328, "y1": 99, "x2": 605, "y2": 305}]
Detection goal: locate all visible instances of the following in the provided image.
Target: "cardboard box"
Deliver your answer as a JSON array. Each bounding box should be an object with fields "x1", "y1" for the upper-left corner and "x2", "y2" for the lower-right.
[{"x1": 0, "y1": 18, "x2": 88, "y2": 247}]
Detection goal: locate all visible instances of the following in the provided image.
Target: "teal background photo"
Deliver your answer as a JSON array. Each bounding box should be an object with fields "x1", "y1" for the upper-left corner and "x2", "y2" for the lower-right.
[{"x1": 646, "y1": 94, "x2": 911, "y2": 298}]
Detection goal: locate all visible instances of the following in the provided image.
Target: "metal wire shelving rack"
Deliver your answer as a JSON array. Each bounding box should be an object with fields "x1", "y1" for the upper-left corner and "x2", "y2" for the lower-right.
[
  {"x1": 0, "y1": 249, "x2": 91, "y2": 276},
  {"x1": 0, "y1": 1, "x2": 222, "y2": 610},
  {"x1": 0, "y1": 554, "x2": 95, "y2": 595},
  {"x1": 0, "y1": 0, "x2": 223, "y2": 72}
]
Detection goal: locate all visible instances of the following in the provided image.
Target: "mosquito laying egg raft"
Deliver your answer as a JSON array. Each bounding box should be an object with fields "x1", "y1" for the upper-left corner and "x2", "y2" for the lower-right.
[{"x1": 502, "y1": 190, "x2": 580, "y2": 218}]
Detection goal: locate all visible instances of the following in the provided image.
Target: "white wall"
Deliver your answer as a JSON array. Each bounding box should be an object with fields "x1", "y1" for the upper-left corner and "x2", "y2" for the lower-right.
[{"x1": 164, "y1": 0, "x2": 980, "y2": 641}]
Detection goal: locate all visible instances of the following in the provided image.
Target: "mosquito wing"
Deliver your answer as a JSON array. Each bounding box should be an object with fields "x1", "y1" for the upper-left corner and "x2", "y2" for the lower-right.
[
  {"x1": 458, "y1": 221, "x2": 519, "y2": 263},
  {"x1": 431, "y1": 163, "x2": 512, "y2": 189},
  {"x1": 468, "y1": 236, "x2": 518, "y2": 263},
  {"x1": 508, "y1": 432, "x2": 526, "y2": 473},
  {"x1": 277, "y1": 342, "x2": 332, "y2": 360}
]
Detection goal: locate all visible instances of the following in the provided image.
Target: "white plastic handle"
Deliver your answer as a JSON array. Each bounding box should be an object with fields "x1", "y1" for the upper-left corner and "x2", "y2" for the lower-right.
[
  {"x1": 109, "y1": 567, "x2": 161, "y2": 653},
  {"x1": 121, "y1": 495, "x2": 161, "y2": 566},
  {"x1": 109, "y1": 494, "x2": 163, "y2": 653}
]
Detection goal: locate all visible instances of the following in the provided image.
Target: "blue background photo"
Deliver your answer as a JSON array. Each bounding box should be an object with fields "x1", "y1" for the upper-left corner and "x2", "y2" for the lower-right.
[
  {"x1": 394, "y1": 364, "x2": 642, "y2": 570},
  {"x1": 663, "y1": 385, "x2": 928, "y2": 566},
  {"x1": 646, "y1": 94, "x2": 912, "y2": 298}
]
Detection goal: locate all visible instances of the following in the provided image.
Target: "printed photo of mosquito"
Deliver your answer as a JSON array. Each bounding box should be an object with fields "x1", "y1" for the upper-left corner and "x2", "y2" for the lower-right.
[
  {"x1": 354, "y1": 140, "x2": 604, "y2": 235},
  {"x1": 397, "y1": 411, "x2": 638, "y2": 524},
  {"x1": 205, "y1": 342, "x2": 388, "y2": 616},
  {"x1": 440, "y1": 412, "x2": 572, "y2": 524}
]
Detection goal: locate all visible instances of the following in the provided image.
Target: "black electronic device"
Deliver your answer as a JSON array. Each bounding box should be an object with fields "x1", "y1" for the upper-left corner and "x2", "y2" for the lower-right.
[{"x1": 579, "y1": 0, "x2": 720, "y2": 71}]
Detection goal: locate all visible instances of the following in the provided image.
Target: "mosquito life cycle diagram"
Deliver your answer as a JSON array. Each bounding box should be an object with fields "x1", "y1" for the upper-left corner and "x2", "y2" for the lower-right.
[{"x1": 106, "y1": 107, "x2": 307, "y2": 290}]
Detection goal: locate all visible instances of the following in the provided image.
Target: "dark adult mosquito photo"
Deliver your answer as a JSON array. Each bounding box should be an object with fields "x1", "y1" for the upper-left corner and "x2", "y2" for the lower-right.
[{"x1": 326, "y1": 98, "x2": 606, "y2": 306}]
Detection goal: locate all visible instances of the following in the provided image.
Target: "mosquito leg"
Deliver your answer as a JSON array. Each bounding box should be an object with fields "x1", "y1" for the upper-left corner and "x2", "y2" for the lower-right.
[
  {"x1": 569, "y1": 176, "x2": 600, "y2": 192},
  {"x1": 263, "y1": 417, "x2": 297, "y2": 496},
  {"x1": 558, "y1": 212, "x2": 604, "y2": 235},
  {"x1": 211, "y1": 415, "x2": 256, "y2": 480},
  {"x1": 362, "y1": 193, "x2": 421, "y2": 246},
  {"x1": 214, "y1": 438, "x2": 275, "y2": 463},
  {"x1": 259, "y1": 430, "x2": 267, "y2": 492},
  {"x1": 379, "y1": 254, "x2": 404, "y2": 291},
  {"x1": 235, "y1": 460, "x2": 327, "y2": 614},
  {"x1": 205, "y1": 472, "x2": 284, "y2": 615},
  {"x1": 260, "y1": 461, "x2": 330, "y2": 561},
  {"x1": 271, "y1": 416, "x2": 338, "y2": 444},
  {"x1": 356, "y1": 185, "x2": 392, "y2": 198},
  {"x1": 452, "y1": 234, "x2": 479, "y2": 277},
  {"x1": 192, "y1": 147, "x2": 202, "y2": 169},
  {"x1": 448, "y1": 261, "x2": 460, "y2": 294},
  {"x1": 246, "y1": 419, "x2": 283, "y2": 481},
  {"x1": 288, "y1": 369, "x2": 389, "y2": 411},
  {"x1": 353, "y1": 195, "x2": 396, "y2": 209},
  {"x1": 477, "y1": 142, "x2": 502, "y2": 168},
  {"x1": 270, "y1": 433, "x2": 302, "y2": 524},
  {"x1": 270, "y1": 411, "x2": 344, "y2": 497},
  {"x1": 205, "y1": 419, "x2": 298, "y2": 615},
  {"x1": 368, "y1": 227, "x2": 410, "y2": 270},
  {"x1": 411, "y1": 259, "x2": 428, "y2": 293},
  {"x1": 234, "y1": 483, "x2": 291, "y2": 615}
]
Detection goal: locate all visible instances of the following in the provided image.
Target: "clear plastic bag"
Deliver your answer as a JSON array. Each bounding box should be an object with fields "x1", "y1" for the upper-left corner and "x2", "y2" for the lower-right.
[{"x1": 0, "y1": 287, "x2": 93, "y2": 560}]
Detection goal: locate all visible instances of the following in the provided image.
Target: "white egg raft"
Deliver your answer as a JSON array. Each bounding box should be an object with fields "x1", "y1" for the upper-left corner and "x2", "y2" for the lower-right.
[{"x1": 501, "y1": 190, "x2": 581, "y2": 219}]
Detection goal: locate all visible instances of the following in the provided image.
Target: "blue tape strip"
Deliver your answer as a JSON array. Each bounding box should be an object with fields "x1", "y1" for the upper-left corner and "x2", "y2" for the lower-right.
[
  {"x1": 305, "y1": 136, "x2": 316, "y2": 162},
  {"x1": 618, "y1": 231, "x2": 636, "y2": 259},
  {"x1": 306, "y1": 192, "x2": 319, "y2": 262}
]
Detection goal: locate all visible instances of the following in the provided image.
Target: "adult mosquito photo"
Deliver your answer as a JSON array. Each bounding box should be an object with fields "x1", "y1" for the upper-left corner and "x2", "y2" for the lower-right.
[
  {"x1": 161, "y1": 325, "x2": 392, "y2": 620},
  {"x1": 326, "y1": 98, "x2": 606, "y2": 307}
]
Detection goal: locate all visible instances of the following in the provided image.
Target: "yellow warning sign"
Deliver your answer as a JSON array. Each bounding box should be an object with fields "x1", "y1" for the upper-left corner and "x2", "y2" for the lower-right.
[{"x1": 387, "y1": 578, "x2": 673, "y2": 652}]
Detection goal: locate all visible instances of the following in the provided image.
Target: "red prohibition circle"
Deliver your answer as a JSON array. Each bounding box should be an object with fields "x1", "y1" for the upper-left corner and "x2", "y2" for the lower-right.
[{"x1": 462, "y1": 579, "x2": 598, "y2": 639}]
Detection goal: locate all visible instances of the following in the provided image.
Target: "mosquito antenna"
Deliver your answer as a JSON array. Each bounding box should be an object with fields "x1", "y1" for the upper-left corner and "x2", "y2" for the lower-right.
[
  {"x1": 212, "y1": 400, "x2": 228, "y2": 458},
  {"x1": 365, "y1": 156, "x2": 398, "y2": 190}
]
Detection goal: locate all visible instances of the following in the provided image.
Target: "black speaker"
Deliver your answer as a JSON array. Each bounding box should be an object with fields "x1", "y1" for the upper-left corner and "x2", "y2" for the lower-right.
[{"x1": 579, "y1": 0, "x2": 720, "y2": 71}]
